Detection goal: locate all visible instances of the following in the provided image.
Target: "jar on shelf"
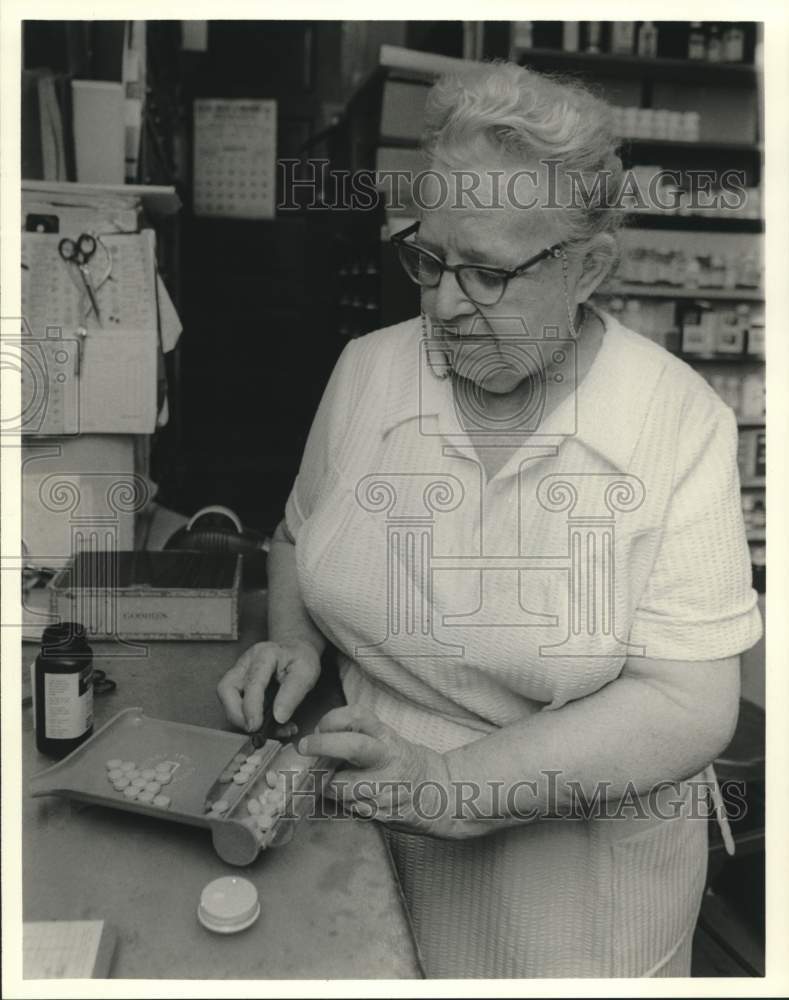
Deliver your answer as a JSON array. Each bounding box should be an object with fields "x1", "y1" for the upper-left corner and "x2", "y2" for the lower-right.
[
  {"x1": 685, "y1": 257, "x2": 702, "y2": 288},
  {"x1": 653, "y1": 109, "x2": 670, "y2": 140},
  {"x1": 670, "y1": 251, "x2": 687, "y2": 286},
  {"x1": 682, "y1": 111, "x2": 701, "y2": 142},
  {"x1": 740, "y1": 372, "x2": 766, "y2": 421},
  {"x1": 723, "y1": 23, "x2": 745, "y2": 62},
  {"x1": 688, "y1": 22, "x2": 706, "y2": 59},
  {"x1": 707, "y1": 25, "x2": 723, "y2": 62},
  {"x1": 716, "y1": 311, "x2": 746, "y2": 355},
  {"x1": 746, "y1": 311, "x2": 765, "y2": 358}
]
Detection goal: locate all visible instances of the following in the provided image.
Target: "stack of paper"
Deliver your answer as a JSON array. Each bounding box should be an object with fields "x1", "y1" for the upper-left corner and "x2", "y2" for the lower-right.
[{"x1": 23, "y1": 920, "x2": 117, "y2": 979}]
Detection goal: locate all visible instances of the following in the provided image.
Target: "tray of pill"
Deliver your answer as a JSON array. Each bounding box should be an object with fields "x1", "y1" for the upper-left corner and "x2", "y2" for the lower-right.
[{"x1": 29, "y1": 707, "x2": 334, "y2": 866}]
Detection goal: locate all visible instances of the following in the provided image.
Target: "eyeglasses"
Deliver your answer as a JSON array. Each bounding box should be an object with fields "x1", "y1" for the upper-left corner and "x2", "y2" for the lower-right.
[{"x1": 391, "y1": 222, "x2": 564, "y2": 307}]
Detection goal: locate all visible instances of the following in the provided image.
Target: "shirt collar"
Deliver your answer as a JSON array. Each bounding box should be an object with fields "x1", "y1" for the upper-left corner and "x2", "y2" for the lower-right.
[{"x1": 381, "y1": 311, "x2": 669, "y2": 474}]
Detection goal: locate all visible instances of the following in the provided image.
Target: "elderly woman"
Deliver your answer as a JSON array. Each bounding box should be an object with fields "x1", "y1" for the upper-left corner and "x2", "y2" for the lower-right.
[{"x1": 218, "y1": 62, "x2": 761, "y2": 978}]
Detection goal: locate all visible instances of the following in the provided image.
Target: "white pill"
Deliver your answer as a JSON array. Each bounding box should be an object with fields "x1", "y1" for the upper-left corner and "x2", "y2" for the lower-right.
[
  {"x1": 145, "y1": 781, "x2": 161, "y2": 795},
  {"x1": 233, "y1": 772, "x2": 248, "y2": 785},
  {"x1": 108, "y1": 768, "x2": 125, "y2": 782},
  {"x1": 137, "y1": 790, "x2": 154, "y2": 804},
  {"x1": 255, "y1": 814, "x2": 273, "y2": 831},
  {"x1": 127, "y1": 769, "x2": 141, "y2": 780},
  {"x1": 212, "y1": 799, "x2": 230, "y2": 814},
  {"x1": 113, "y1": 777, "x2": 131, "y2": 790},
  {"x1": 123, "y1": 786, "x2": 138, "y2": 799},
  {"x1": 120, "y1": 762, "x2": 135, "y2": 772},
  {"x1": 153, "y1": 794, "x2": 170, "y2": 808},
  {"x1": 131, "y1": 776, "x2": 147, "y2": 789},
  {"x1": 155, "y1": 764, "x2": 172, "y2": 775},
  {"x1": 247, "y1": 799, "x2": 261, "y2": 815},
  {"x1": 156, "y1": 772, "x2": 172, "y2": 785},
  {"x1": 106, "y1": 759, "x2": 123, "y2": 770},
  {"x1": 141, "y1": 769, "x2": 157, "y2": 780},
  {"x1": 247, "y1": 751, "x2": 265, "y2": 765}
]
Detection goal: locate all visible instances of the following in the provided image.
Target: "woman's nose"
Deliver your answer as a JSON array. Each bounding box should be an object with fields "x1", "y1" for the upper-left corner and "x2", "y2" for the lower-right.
[{"x1": 429, "y1": 269, "x2": 475, "y2": 324}]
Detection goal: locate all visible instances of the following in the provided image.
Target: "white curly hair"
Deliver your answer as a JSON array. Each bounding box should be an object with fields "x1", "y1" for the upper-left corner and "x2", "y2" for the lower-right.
[{"x1": 421, "y1": 60, "x2": 625, "y2": 276}]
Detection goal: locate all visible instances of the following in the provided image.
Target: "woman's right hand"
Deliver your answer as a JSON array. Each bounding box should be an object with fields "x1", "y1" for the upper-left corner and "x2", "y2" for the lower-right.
[{"x1": 216, "y1": 639, "x2": 321, "y2": 733}]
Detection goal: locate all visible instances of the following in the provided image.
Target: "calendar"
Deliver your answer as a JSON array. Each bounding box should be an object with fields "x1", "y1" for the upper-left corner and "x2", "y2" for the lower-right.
[{"x1": 193, "y1": 99, "x2": 277, "y2": 219}]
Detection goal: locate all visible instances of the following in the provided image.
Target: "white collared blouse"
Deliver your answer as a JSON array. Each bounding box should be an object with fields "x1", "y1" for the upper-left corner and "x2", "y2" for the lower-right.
[{"x1": 286, "y1": 311, "x2": 762, "y2": 749}]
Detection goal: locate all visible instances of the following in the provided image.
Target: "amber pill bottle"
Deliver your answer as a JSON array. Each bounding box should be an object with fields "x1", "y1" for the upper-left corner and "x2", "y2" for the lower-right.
[{"x1": 33, "y1": 622, "x2": 94, "y2": 758}]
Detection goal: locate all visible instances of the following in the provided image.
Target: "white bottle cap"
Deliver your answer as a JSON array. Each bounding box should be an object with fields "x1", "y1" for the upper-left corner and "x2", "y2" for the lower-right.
[{"x1": 197, "y1": 877, "x2": 260, "y2": 934}]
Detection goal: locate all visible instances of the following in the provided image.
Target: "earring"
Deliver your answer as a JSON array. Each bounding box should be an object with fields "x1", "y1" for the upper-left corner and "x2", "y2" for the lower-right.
[
  {"x1": 421, "y1": 312, "x2": 451, "y2": 380},
  {"x1": 560, "y1": 251, "x2": 582, "y2": 339}
]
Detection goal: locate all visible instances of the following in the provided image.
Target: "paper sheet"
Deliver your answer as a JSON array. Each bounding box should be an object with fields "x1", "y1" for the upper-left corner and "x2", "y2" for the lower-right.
[
  {"x1": 22, "y1": 230, "x2": 158, "y2": 334},
  {"x1": 156, "y1": 273, "x2": 182, "y2": 353},
  {"x1": 23, "y1": 920, "x2": 114, "y2": 978},
  {"x1": 21, "y1": 231, "x2": 159, "y2": 433}
]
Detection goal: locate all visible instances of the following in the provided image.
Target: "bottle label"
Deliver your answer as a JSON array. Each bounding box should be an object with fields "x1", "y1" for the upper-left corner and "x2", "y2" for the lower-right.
[{"x1": 44, "y1": 666, "x2": 93, "y2": 740}]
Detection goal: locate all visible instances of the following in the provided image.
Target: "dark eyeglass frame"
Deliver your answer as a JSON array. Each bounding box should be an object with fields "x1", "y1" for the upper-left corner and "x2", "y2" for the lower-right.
[{"x1": 390, "y1": 221, "x2": 564, "y2": 306}]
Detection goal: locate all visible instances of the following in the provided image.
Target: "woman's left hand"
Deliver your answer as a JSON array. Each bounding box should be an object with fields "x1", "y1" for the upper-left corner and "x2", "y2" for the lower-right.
[{"x1": 297, "y1": 706, "x2": 452, "y2": 837}]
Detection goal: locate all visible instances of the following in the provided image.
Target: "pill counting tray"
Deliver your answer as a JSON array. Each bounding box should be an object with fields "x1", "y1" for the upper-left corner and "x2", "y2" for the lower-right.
[{"x1": 29, "y1": 707, "x2": 331, "y2": 866}]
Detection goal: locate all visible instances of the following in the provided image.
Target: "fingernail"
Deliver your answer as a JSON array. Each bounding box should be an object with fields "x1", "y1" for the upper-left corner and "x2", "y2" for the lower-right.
[{"x1": 297, "y1": 738, "x2": 308, "y2": 755}]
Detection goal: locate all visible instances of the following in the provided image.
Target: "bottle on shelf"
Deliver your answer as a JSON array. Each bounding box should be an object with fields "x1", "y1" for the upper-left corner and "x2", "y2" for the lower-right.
[
  {"x1": 688, "y1": 22, "x2": 706, "y2": 60},
  {"x1": 610, "y1": 22, "x2": 635, "y2": 55},
  {"x1": 707, "y1": 24, "x2": 723, "y2": 62},
  {"x1": 740, "y1": 371, "x2": 765, "y2": 422},
  {"x1": 723, "y1": 22, "x2": 744, "y2": 62},
  {"x1": 510, "y1": 21, "x2": 533, "y2": 58},
  {"x1": 622, "y1": 298, "x2": 642, "y2": 331},
  {"x1": 716, "y1": 309, "x2": 746, "y2": 355},
  {"x1": 637, "y1": 21, "x2": 658, "y2": 58},
  {"x1": 737, "y1": 428, "x2": 759, "y2": 482},
  {"x1": 749, "y1": 544, "x2": 765, "y2": 594},
  {"x1": 680, "y1": 301, "x2": 717, "y2": 356},
  {"x1": 562, "y1": 22, "x2": 580, "y2": 52},
  {"x1": 747, "y1": 310, "x2": 765, "y2": 357},
  {"x1": 585, "y1": 21, "x2": 602, "y2": 54}
]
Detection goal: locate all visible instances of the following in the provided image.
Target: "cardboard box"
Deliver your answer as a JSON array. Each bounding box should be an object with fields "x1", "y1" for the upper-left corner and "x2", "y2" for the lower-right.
[{"x1": 49, "y1": 551, "x2": 241, "y2": 641}]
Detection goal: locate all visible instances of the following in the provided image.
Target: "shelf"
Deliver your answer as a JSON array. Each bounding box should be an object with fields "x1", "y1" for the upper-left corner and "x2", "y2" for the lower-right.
[
  {"x1": 738, "y1": 420, "x2": 766, "y2": 429},
  {"x1": 675, "y1": 353, "x2": 764, "y2": 364},
  {"x1": 627, "y1": 214, "x2": 764, "y2": 233},
  {"x1": 22, "y1": 180, "x2": 181, "y2": 218},
  {"x1": 597, "y1": 284, "x2": 763, "y2": 302},
  {"x1": 621, "y1": 138, "x2": 761, "y2": 156},
  {"x1": 741, "y1": 479, "x2": 766, "y2": 489},
  {"x1": 747, "y1": 534, "x2": 766, "y2": 544},
  {"x1": 516, "y1": 48, "x2": 758, "y2": 87}
]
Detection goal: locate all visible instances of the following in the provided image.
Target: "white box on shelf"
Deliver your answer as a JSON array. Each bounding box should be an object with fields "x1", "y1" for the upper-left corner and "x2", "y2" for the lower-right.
[{"x1": 72, "y1": 81, "x2": 125, "y2": 185}]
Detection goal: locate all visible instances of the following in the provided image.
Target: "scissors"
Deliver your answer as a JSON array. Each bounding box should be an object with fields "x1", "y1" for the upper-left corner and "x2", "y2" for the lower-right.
[{"x1": 58, "y1": 233, "x2": 102, "y2": 323}]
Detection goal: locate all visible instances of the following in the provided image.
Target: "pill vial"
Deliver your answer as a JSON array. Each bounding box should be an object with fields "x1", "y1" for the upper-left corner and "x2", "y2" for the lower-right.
[{"x1": 33, "y1": 622, "x2": 94, "y2": 758}]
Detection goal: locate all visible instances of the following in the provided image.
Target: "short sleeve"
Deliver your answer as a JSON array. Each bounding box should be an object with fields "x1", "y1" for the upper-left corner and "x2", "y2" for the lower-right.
[
  {"x1": 629, "y1": 403, "x2": 762, "y2": 660},
  {"x1": 284, "y1": 340, "x2": 358, "y2": 542}
]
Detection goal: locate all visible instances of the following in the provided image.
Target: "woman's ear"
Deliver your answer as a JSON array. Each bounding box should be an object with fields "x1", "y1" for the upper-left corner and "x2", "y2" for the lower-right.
[{"x1": 573, "y1": 235, "x2": 616, "y2": 304}]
